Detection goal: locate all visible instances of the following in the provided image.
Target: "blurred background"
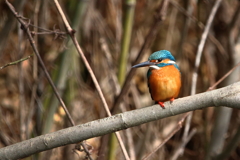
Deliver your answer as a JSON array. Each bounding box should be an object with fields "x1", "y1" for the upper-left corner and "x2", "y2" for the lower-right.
[{"x1": 0, "y1": 0, "x2": 240, "y2": 159}]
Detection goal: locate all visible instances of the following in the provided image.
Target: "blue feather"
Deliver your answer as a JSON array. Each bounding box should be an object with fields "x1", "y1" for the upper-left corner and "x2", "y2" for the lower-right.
[
  {"x1": 147, "y1": 69, "x2": 151, "y2": 78},
  {"x1": 148, "y1": 50, "x2": 175, "y2": 61}
]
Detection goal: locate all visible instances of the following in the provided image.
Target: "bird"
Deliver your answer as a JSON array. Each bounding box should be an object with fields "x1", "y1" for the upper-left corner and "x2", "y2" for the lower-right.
[{"x1": 132, "y1": 50, "x2": 181, "y2": 108}]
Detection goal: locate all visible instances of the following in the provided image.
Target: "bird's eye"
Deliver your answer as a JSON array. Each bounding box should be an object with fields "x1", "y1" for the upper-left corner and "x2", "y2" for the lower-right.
[
  {"x1": 150, "y1": 59, "x2": 162, "y2": 63},
  {"x1": 157, "y1": 59, "x2": 162, "y2": 62}
]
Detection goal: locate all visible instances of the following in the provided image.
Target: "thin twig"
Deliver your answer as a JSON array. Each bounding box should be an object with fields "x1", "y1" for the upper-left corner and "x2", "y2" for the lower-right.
[
  {"x1": 126, "y1": 128, "x2": 136, "y2": 160},
  {"x1": 208, "y1": 61, "x2": 240, "y2": 91},
  {"x1": 169, "y1": 0, "x2": 204, "y2": 29},
  {"x1": 0, "y1": 54, "x2": 33, "y2": 69},
  {"x1": 169, "y1": 0, "x2": 227, "y2": 57},
  {"x1": 171, "y1": 128, "x2": 197, "y2": 160},
  {"x1": 186, "y1": 0, "x2": 222, "y2": 137},
  {"x1": 26, "y1": 0, "x2": 41, "y2": 138},
  {"x1": 53, "y1": 0, "x2": 130, "y2": 159},
  {"x1": 5, "y1": 0, "x2": 75, "y2": 126},
  {"x1": 191, "y1": 0, "x2": 222, "y2": 95},
  {"x1": 142, "y1": 115, "x2": 187, "y2": 160},
  {"x1": 179, "y1": 1, "x2": 223, "y2": 159},
  {"x1": 228, "y1": 2, "x2": 240, "y2": 32},
  {"x1": 17, "y1": 15, "x2": 27, "y2": 141},
  {"x1": 99, "y1": 37, "x2": 121, "y2": 95},
  {"x1": 5, "y1": 0, "x2": 92, "y2": 158},
  {"x1": 53, "y1": 0, "x2": 111, "y2": 123}
]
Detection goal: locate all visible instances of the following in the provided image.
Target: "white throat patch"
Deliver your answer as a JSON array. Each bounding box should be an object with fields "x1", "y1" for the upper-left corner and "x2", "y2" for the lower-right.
[
  {"x1": 167, "y1": 60, "x2": 176, "y2": 64},
  {"x1": 149, "y1": 65, "x2": 160, "y2": 70}
]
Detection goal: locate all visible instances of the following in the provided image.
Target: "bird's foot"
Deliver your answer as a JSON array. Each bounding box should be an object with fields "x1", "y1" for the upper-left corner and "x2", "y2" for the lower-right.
[
  {"x1": 170, "y1": 98, "x2": 175, "y2": 103},
  {"x1": 158, "y1": 101, "x2": 165, "y2": 109}
]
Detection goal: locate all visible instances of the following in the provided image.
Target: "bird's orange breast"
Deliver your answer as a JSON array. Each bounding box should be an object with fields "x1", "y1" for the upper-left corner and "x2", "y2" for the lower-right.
[{"x1": 148, "y1": 65, "x2": 181, "y2": 102}]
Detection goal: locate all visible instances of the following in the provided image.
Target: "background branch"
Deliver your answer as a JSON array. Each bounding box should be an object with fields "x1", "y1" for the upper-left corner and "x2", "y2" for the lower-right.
[
  {"x1": 5, "y1": 0, "x2": 75, "y2": 126},
  {"x1": 53, "y1": 0, "x2": 130, "y2": 159},
  {"x1": 0, "y1": 54, "x2": 33, "y2": 69}
]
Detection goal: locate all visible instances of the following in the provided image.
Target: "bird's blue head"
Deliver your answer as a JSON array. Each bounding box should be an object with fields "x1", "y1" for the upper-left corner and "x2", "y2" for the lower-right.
[
  {"x1": 132, "y1": 50, "x2": 180, "y2": 77},
  {"x1": 132, "y1": 50, "x2": 178, "y2": 69},
  {"x1": 148, "y1": 50, "x2": 175, "y2": 62}
]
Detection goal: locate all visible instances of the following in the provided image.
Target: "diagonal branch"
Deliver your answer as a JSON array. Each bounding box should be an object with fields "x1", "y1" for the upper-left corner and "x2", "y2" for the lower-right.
[
  {"x1": 0, "y1": 82, "x2": 239, "y2": 160},
  {"x1": 5, "y1": 0, "x2": 93, "y2": 158},
  {"x1": 53, "y1": 0, "x2": 130, "y2": 159},
  {"x1": 0, "y1": 54, "x2": 33, "y2": 69},
  {"x1": 191, "y1": 0, "x2": 222, "y2": 95},
  {"x1": 5, "y1": 0, "x2": 75, "y2": 126},
  {"x1": 180, "y1": 1, "x2": 223, "y2": 159}
]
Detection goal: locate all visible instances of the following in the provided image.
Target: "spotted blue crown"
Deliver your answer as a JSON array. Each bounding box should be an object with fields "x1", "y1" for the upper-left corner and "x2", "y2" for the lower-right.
[{"x1": 148, "y1": 50, "x2": 176, "y2": 62}]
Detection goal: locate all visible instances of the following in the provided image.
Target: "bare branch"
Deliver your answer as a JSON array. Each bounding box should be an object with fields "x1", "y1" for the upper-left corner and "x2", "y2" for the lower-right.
[
  {"x1": 0, "y1": 82, "x2": 239, "y2": 160},
  {"x1": 5, "y1": 0, "x2": 75, "y2": 126},
  {"x1": 0, "y1": 54, "x2": 33, "y2": 69},
  {"x1": 53, "y1": 0, "x2": 130, "y2": 159},
  {"x1": 191, "y1": 0, "x2": 222, "y2": 95},
  {"x1": 180, "y1": 1, "x2": 223, "y2": 159}
]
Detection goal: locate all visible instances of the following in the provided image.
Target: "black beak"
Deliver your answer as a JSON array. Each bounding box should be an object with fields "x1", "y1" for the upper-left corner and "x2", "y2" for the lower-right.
[{"x1": 132, "y1": 61, "x2": 155, "y2": 68}]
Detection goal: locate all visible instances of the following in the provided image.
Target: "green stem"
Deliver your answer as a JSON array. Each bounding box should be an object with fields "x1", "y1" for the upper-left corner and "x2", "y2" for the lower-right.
[
  {"x1": 0, "y1": 54, "x2": 33, "y2": 69},
  {"x1": 109, "y1": 0, "x2": 136, "y2": 160},
  {"x1": 118, "y1": 0, "x2": 136, "y2": 86}
]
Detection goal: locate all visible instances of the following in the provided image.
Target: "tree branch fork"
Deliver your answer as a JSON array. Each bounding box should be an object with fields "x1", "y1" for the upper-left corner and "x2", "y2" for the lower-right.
[{"x1": 0, "y1": 82, "x2": 240, "y2": 159}]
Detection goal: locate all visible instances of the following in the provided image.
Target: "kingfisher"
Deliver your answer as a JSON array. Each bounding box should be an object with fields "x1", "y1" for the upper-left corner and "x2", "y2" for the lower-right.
[{"x1": 132, "y1": 50, "x2": 181, "y2": 108}]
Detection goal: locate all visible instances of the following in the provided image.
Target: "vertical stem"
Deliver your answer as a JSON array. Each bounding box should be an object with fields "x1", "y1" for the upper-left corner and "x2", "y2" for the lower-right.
[
  {"x1": 109, "y1": 1, "x2": 136, "y2": 160},
  {"x1": 118, "y1": 0, "x2": 136, "y2": 85},
  {"x1": 191, "y1": 0, "x2": 222, "y2": 95}
]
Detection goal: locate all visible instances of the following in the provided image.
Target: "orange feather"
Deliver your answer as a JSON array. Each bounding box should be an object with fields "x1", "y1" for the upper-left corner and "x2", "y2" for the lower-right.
[{"x1": 148, "y1": 65, "x2": 181, "y2": 102}]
